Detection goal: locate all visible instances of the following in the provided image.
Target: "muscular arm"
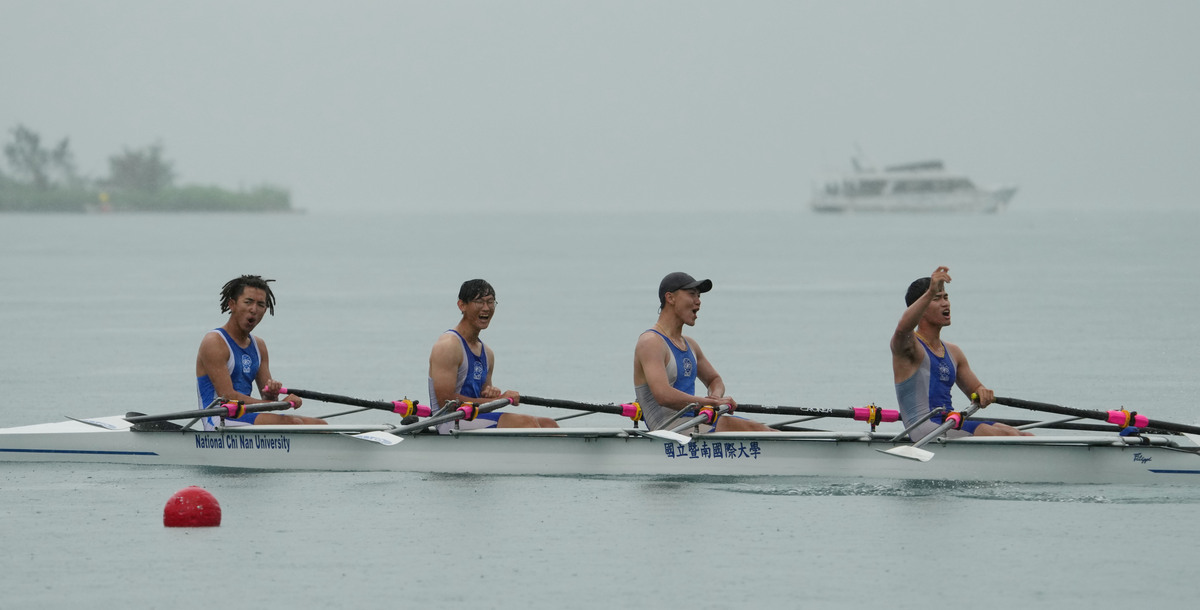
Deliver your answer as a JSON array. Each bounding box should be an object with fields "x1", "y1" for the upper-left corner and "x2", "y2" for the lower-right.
[
  {"x1": 428, "y1": 334, "x2": 517, "y2": 407},
  {"x1": 692, "y1": 340, "x2": 734, "y2": 406},
  {"x1": 634, "y1": 333, "x2": 731, "y2": 409},
  {"x1": 950, "y1": 343, "x2": 993, "y2": 406},
  {"x1": 891, "y1": 266, "x2": 950, "y2": 383},
  {"x1": 890, "y1": 298, "x2": 929, "y2": 384},
  {"x1": 195, "y1": 333, "x2": 300, "y2": 406}
]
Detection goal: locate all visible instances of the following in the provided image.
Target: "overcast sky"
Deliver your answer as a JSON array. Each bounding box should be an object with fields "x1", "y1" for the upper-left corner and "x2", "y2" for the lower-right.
[{"x1": 2, "y1": 1, "x2": 1196, "y2": 212}]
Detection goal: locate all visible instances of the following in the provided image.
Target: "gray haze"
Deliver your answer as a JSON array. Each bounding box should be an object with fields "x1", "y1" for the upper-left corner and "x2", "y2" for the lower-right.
[{"x1": 2, "y1": 0, "x2": 1196, "y2": 212}]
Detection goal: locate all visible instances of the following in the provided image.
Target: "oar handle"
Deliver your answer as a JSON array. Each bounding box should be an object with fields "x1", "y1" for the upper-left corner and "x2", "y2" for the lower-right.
[
  {"x1": 667, "y1": 404, "x2": 733, "y2": 434},
  {"x1": 124, "y1": 400, "x2": 296, "y2": 424},
  {"x1": 392, "y1": 397, "x2": 513, "y2": 435},
  {"x1": 908, "y1": 401, "x2": 983, "y2": 450},
  {"x1": 281, "y1": 387, "x2": 432, "y2": 418}
]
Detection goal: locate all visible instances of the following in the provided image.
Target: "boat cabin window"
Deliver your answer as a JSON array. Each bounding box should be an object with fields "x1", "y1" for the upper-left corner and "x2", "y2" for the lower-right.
[
  {"x1": 892, "y1": 178, "x2": 976, "y2": 194},
  {"x1": 843, "y1": 179, "x2": 886, "y2": 197}
]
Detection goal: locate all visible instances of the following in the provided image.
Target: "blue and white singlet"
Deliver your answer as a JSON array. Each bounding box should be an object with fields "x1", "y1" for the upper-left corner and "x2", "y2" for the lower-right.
[
  {"x1": 634, "y1": 329, "x2": 702, "y2": 430},
  {"x1": 427, "y1": 330, "x2": 504, "y2": 433},
  {"x1": 895, "y1": 338, "x2": 985, "y2": 439},
  {"x1": 196, "y1": 328, "x2": 261, "y2": 431}
]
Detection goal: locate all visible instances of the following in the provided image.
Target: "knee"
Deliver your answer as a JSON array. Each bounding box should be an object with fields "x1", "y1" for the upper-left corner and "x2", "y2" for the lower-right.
[{"x1": 537, "y1": 417, "x2": 559, "y2": 428}]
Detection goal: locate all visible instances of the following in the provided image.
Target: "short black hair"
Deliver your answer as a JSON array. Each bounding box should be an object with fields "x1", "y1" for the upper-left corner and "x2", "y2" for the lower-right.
[
  {"x1": 220, "y1": 275, "x2": 276, "y2": 315},
  {"x1": 905, "y1": 277, "x2": 931, "y2": 307},
  {"x1": 458, "y1": 279, "x2": 495, "y2": 303}
]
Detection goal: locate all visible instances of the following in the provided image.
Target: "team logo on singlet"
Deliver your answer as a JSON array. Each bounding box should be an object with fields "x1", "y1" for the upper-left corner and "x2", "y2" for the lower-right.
[
  {"x1": 241, "y1": 354, "x2": 253, "y2": 374},
  {"x1": 937, "y1": 362, "x2": 951, "y2": 382},
  {"x1": 472, "y1": 361, "x2": 484, "y2": 381},
  {"x1": 682, "y1": 357, "x2": 694, "y2": 378}
]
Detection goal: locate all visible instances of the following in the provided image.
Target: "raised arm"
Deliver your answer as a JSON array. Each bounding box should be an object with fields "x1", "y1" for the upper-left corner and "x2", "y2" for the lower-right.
[{"x1": 891, "y1": 266, "x2": 951, "y2": 382}]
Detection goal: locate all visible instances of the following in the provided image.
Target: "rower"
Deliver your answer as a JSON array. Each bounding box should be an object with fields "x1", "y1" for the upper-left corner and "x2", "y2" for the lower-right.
[
  {"x1": 890, "y1": 267, "x2": 1030, "y2": 439},
  {"x1": 195, "y1": 275, "x2": 324, "y2": 431},
  {"x1": 633, "y1": 272, "x2": 774, "y2": 433},
  {"x1": 426, "y1": 279, "x2": 557, "y2": 433}
]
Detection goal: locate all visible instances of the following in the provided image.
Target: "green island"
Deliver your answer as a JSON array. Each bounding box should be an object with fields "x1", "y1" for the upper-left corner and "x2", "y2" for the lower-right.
[{"x1": 0, "y1": 125, "x2": 292, "y2": 213}]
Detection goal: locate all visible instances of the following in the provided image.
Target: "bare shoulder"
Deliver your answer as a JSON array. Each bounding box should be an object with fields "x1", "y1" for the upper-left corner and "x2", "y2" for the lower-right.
[
  {"x1": 945, "y1": 341, "x2": 967, "y2": 362},
  {"x1": 635, "y1": 329, "x2": 665, "y2": 352},
  {"x1": 430, "y1": 332, "x2": 462, "y2": 363},
  {"x1": 197, "y1": 330, "x2": 228, "y2": 356}
]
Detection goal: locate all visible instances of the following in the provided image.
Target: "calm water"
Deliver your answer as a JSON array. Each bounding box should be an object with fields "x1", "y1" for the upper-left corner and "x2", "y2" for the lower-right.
[{"x1": 3, "y1": 207, "x2": 1200, "y2": 608}]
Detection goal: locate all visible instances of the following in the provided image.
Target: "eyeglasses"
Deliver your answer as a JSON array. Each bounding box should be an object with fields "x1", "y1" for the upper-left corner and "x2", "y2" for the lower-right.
[{"x1": 470, "y1": 298, "x2": 498, "y2": 307}]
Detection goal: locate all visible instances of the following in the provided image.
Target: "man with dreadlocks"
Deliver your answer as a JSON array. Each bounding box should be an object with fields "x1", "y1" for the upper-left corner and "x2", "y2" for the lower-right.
[{"x1": 195, "y1": 275, "x2": 324, "y2": 431}]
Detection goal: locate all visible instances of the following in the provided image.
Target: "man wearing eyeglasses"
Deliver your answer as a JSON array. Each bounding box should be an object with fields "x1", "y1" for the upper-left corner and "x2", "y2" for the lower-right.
[{"x1": 427, "y1": 279, "x2": 559, "y2": 433}]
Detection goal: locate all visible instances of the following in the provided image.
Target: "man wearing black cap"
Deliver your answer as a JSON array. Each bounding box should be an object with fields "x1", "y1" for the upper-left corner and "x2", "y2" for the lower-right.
[{"x1": 633, "y1": 272, "x2": 773, "y2": 432}]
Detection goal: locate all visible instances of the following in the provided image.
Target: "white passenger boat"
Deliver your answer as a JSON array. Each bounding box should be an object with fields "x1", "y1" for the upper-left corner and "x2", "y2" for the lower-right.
[
  {"x1": 810, "y1": 158, "x2": 1017, "y2": 213},
  {"x1": 3, "y1": 415, "x2": 1199, "y2": 484}
]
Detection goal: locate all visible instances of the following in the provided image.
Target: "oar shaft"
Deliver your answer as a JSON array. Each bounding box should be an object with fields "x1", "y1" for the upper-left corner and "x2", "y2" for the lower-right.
[
  {"x1": 282, "y1": 388, "x2": 431, "y2": 418},
  {"x1": 521, "y1": 396, "x2": 625, "y2": 416},
  {"x1": 738, "y1": 403, "x2": 900, "y2": 423},
  {"x1": 994, "y1": 396, "x2": 1200, "y2": 436},
  {"x1": 523, "y1": 396, "x2": 895, "y2": 425},
  {"x1": 125, "y1": 401, "x2": 295, "y2": 424}
]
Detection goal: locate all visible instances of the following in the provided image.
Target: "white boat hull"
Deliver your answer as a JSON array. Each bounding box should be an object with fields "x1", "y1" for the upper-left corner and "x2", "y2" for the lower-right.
[
  {"x1": 811, "y1": 186, "x2": 1017, "y2": 213},
  {"x1": 3, "y1": 417, "x2": 1200, "y2": 484}
]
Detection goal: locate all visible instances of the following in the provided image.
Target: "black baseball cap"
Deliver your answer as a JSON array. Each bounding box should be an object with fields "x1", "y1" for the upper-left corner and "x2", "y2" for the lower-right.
[{"x1": 658, "y1": 272, "x2": 713, "y2": 307}]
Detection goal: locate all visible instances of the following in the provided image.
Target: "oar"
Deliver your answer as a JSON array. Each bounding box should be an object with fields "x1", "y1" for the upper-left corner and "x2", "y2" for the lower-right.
[
  {"x1": 994, "y1": 396, "x2": 1200, "y2": 436},
  {"x1": 973, "y1": 415, "x2": 1152, "y2": 433},
  {"x1": 350, "y1": 398, "x2": 513, "y2": 446},
  {"x1": 646, "y1": 404, "x2": 733, "y2": 445},
  {"x1": 737, "y1": 403, "x2": 900, "y2": 430},
  {"x1": 522, "y1": 396, "x2": 899, "y2": 430},
  {"x1": 520, "y1": 396, "x2": 644, "y2": 423},
  {"x1": 124, "y1": 400, "x2": 297, "y2": 424},
  {"x1": 880, "y1": 399, "x2": 983, "y2": 462},
  {"x1": 279, "y1": 387, "x2": 431, "y2": 419}
]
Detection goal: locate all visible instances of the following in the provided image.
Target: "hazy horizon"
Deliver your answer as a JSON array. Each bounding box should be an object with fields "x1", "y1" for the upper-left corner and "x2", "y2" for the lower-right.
[{"x1": 3, "y1": 1, "x2": 1196, "y2": 213}]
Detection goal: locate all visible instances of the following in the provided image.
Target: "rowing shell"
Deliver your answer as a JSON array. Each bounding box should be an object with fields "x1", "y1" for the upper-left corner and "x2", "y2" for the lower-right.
[{"x1": 2, "y1": 416, "x2": 1200, "y2": 484}]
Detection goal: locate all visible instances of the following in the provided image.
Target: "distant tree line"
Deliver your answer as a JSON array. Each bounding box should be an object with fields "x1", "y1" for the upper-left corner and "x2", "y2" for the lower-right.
[{"x1": 0, "y1": 124, "x2": 292, "y2": 213}]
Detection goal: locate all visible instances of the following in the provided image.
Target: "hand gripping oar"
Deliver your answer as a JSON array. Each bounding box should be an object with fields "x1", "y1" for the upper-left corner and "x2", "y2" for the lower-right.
[
  {"x1": 278, "y1": 387, "x2": 432, "y2": 419},
  {"x1": 123, "y1": 400, "x2": 297, "y2": 424},
  {"x1": 646, "y1": 404, "x2": 733, "y2": 445},
  {"x1": 880, "y1": 398, "x2": 983, "y2": 462},
  {"x1": 349, "y1": 398, "x2": 514, "y2": 446},
  {"x1": 520, "y1": 396, "x2": 644, "y2": 425},
  {"x1": 994, "y1": 396, "x2": 1200, "y2": 436}
]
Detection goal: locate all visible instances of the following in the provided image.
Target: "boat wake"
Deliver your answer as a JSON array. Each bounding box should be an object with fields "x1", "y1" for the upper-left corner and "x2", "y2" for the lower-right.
[{"x1": 720, "y1": 479, "x2": 1200, "y2": 504}]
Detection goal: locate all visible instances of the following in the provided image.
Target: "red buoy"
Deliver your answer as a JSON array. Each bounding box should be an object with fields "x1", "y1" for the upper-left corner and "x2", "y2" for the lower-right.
[{"x1": 163, "y1": 486, "x2": 222, "y2": 527}]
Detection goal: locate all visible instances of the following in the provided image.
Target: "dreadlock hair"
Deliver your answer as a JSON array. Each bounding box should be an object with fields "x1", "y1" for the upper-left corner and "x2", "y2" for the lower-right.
[
  {"x1": 458, "y1": 279, "x2": 495, "y2": 303},
  {"x1": 219, "y1": 275, "x2": 276, "y2": 315}
]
